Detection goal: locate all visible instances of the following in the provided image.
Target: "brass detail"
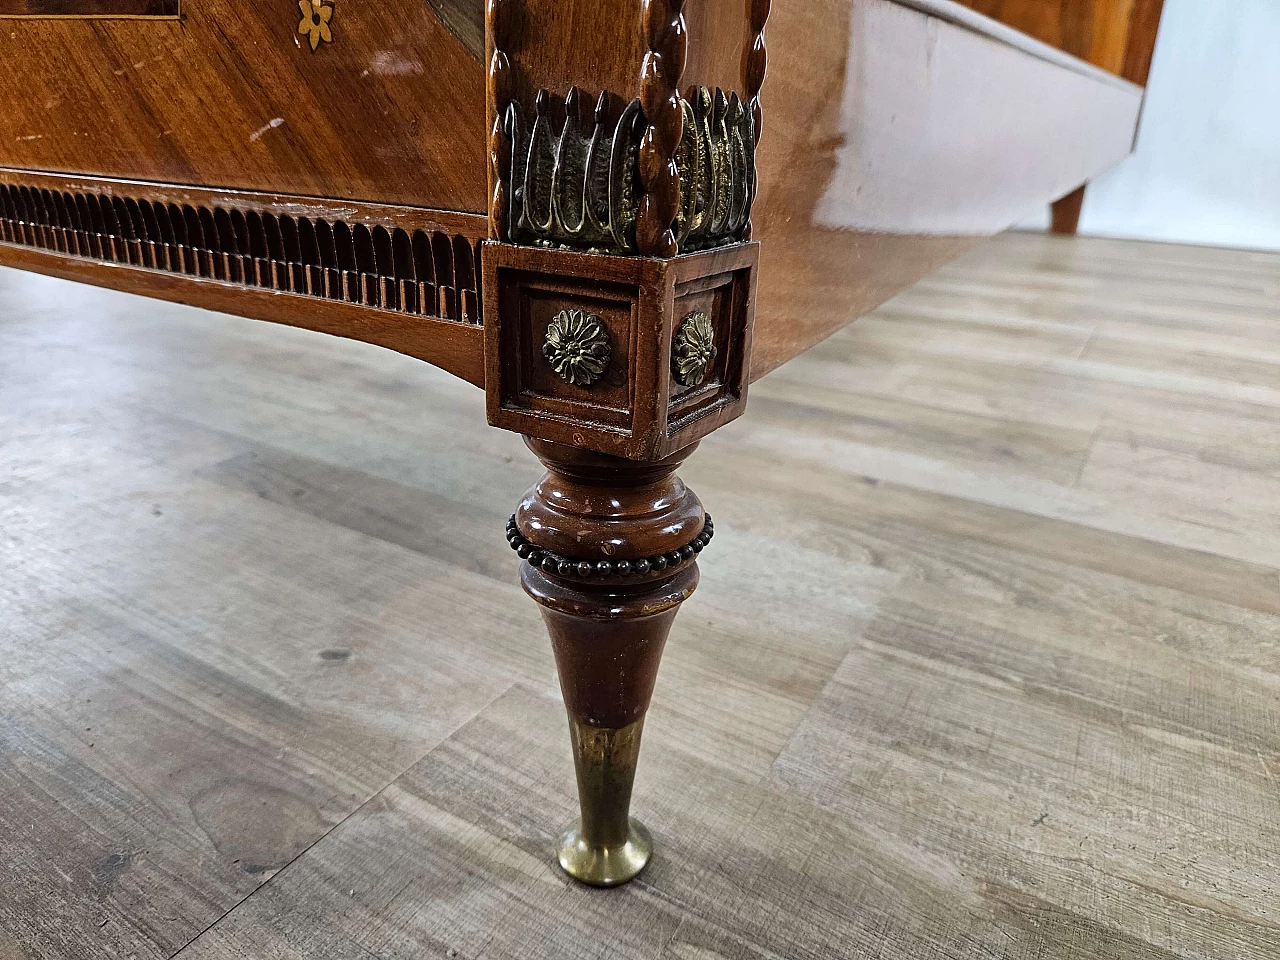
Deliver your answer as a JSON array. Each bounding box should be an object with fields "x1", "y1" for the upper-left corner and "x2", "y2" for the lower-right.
[
  {"x1": 543, "y1": 309, "x2": 611, "y2": 386},
  {"x1": 504, "y1": 86, "x2": 754, "y2": 255},
  {"x1": 674, "y1": 88, "x2": 756, "y2": 251},
  {"x1": 672, "y1": 311, "x2": 717, "y2": 387},
  {"x1": 507, "y1": 89, "x2": 642, "y2": 253},
  {"x1": 556, "y1": 718, "x2": 653, "y2": 887},
  {"x1": 298, "y1": 0, "x2": 334, "y2": 51}
]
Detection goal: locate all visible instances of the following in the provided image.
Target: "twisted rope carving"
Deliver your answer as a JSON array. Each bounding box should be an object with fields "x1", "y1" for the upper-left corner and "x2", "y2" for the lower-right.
[
  {"x1": 486, "y1": 0, "x2": 511, "y2": 240},
  {"x1": 636, "y1": 0, "x2": 688, "y2": 258},
  {"x1": 741, "y1": 0, "x2": 770, "y2": 241}
]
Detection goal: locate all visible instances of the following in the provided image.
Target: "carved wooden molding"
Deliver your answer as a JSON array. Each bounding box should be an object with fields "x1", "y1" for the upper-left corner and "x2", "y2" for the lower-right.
[
  {"x1": 636, "y1": 0, "x2": 687, "y2": 258},
  {"x1": 0, "y1": 176, "x2": 483, "y2": 325},
  {"x1": 485, "y1": 0, "x2": 511, "y2": 242},
  {"x1": 742, "y1": 0, "x2": 770, "y2": 240}
]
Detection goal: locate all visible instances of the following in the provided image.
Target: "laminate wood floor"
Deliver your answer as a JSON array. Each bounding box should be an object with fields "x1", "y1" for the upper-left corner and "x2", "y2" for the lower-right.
[{"x1": 2, "y1": 232, "x2": 1278, "y2": 960}]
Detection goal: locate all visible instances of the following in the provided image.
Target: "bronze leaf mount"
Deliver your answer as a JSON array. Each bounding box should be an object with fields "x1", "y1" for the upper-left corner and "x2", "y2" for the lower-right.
[{"x1": 503, "y1": 86, "x2": 756, "y2": 256}]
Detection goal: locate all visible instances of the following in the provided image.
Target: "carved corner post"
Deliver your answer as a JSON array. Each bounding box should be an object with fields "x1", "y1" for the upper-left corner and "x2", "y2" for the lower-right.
[{"x1": 482, "y1": 0, "x2": 767, "y2": 886}]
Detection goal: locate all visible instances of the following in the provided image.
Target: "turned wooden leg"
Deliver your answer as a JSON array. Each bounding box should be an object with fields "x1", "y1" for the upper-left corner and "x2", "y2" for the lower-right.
[
  {"x1": 1051, "y1": 184, "x2": 1087, "y2": 234},
  {"x1": 504, "y1": 437, "x2": 713, "y2": 886}
]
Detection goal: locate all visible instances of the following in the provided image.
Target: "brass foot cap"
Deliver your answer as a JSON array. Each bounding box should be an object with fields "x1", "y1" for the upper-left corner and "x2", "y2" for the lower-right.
[{"x1": 556, "y1": 818, "x2": 653, "y2": 887}]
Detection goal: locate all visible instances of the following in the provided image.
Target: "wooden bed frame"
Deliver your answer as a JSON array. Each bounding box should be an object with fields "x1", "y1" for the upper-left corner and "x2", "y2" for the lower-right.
[{"x1": 0, "y1": 0, "x2": 1149, "y2": 885}]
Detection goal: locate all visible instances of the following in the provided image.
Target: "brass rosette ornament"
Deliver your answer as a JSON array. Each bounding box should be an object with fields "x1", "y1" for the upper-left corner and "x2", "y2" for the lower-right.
[
  {"x1": 544, "y1": 309, "x2": 612, "y2": 386},
  {"x1": 672, "y1": 312, "x2": 717, "y2": 387}
]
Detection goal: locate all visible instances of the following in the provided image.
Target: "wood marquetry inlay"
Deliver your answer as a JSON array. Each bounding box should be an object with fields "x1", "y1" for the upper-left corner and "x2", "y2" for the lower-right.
[
  {"x1": 297, "y1": 0, "x2": 334, "y2": 51},
  {"x1": 0, "y1": 183, "x2": 482, "y2": 325}
]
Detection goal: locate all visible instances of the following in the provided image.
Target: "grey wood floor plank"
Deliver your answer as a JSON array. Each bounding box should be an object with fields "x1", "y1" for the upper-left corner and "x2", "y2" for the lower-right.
[{"x1": 4, "y1": 232, "x2": 1279, "y2": 958}]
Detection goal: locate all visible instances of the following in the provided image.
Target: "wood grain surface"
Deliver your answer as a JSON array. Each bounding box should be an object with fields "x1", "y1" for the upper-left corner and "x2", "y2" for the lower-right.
[
  {"x1": 953, "y1": 0, "x2": 1166, "y2": 83},
  {"x1": 4, "y1": 231, "x2": 1279, "y2": 958},
  {"x1": 0, "y1": 0, "x2": 486, "y2": 210}
]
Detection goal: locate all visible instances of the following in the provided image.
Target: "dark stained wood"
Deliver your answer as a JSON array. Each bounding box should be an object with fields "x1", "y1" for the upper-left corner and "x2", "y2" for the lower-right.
[
  {"x1": 0, "y1": 0, "x2": 1146, "y2": 387},
  {"x1": 424, "y1": 0, "x2": 485, "y2": 60},
  {"x1": 0, "y1": 0, "x2": 177, "y2": 14},
  {"x1": 483, "y1": 241, "x2": 757, "y2": 460},
  {"x1": 0, "y1": 171, "x2": 486, "y2": 323},
  {"x1": 514, "y1": 436, "x2": 706, "y2": 724},
  {"x1": 1051, "y1": 183, "x2": 1087, "y2": 234},
  {"x1": 513, "y1": 436, "x2": 707, "y2": 881}
]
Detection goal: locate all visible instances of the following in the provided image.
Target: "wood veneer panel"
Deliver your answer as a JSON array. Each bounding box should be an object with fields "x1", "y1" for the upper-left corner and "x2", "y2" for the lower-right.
[
  {"x1": 951, "y1": 0, "x2": 1164, "y2": 83},
  {"x1": 0, "y1": 0, "x2": 488, "y2": 209},
  {"x1": 747, "y1": 0, "x2": 1143, "y2": 379},
  {"x1": 0, "y1": 0, "x2": 177, "y2": 14}
]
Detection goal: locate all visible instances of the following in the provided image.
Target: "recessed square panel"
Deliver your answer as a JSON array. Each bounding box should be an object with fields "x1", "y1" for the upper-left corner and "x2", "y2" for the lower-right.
[{"x1": 517, "y1": 285, "x2": 635, "y2": 420}]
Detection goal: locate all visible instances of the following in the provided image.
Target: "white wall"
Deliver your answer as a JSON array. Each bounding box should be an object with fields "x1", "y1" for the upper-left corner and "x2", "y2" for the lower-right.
[{"x1": 1022, "y1": 0, "x2": 1280, "y2": 251}]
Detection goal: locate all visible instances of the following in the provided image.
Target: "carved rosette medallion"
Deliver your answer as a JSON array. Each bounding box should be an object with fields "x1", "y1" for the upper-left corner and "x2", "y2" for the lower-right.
[
  {"x1": 672, "y1": 312, "x2": 717, "y2": 387},
  {"x1": 544, "y1": 309, "x2": 612, "y2": 386}
]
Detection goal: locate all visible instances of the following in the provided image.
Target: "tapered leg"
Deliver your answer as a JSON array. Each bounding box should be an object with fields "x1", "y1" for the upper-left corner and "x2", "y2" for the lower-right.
[{"x1": 505, "y1": 438, "x2": 713, "y2": 886}]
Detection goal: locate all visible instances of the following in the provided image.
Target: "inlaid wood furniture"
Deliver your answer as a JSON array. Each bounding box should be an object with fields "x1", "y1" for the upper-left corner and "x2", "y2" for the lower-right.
[{"x1": 0, "y1": 0, "x2": 1148, "y2": 886}]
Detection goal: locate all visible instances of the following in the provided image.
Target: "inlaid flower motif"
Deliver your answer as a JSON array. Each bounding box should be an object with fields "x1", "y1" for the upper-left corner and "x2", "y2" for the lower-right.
[
  {"x1": 543, "y1": 309, "x2": 612, "y2": 387},
  {"x1": 672, "y1": 311, "x2": 717, "y2": 387},
  {"x1": 298, "y1": 0, "x2": 334, "y2": 51}
]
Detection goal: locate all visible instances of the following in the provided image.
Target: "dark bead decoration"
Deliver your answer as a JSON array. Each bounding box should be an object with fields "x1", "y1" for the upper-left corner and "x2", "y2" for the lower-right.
[{"x1": 504, "y1": 513, "x2": 714, "y2": 579}]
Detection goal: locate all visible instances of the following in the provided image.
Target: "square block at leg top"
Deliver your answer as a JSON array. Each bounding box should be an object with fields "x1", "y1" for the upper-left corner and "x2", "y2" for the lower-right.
[{"x1": 482, "y1": 241, "x2": 758, "y2": 461}]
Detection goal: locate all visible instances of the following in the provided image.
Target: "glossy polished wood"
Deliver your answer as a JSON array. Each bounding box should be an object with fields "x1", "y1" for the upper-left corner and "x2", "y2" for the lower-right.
[
  {"x1": 954, "y1": 0, "x2": 1165, "y2": 83},
  {"x1": 0, "y1": 0, "x2": 1148, "y2": 384},
  {"x1": 747, "y1": 0, "x2": 1142, "y2": 378},
  {"x1": 515, "y1": 437, "x2": 706, "y2": 883},
  {"x1": 0, "y1": 0, "x2": 177, "y2": 13},
  {"x1": 0, "y1": 0, "x2": 486, "y2": 209}
]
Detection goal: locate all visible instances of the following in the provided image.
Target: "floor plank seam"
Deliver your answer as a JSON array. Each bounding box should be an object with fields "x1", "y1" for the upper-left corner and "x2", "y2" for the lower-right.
[{"x1": 163, "y1": 682, "x2": 521, "y2": 960}]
